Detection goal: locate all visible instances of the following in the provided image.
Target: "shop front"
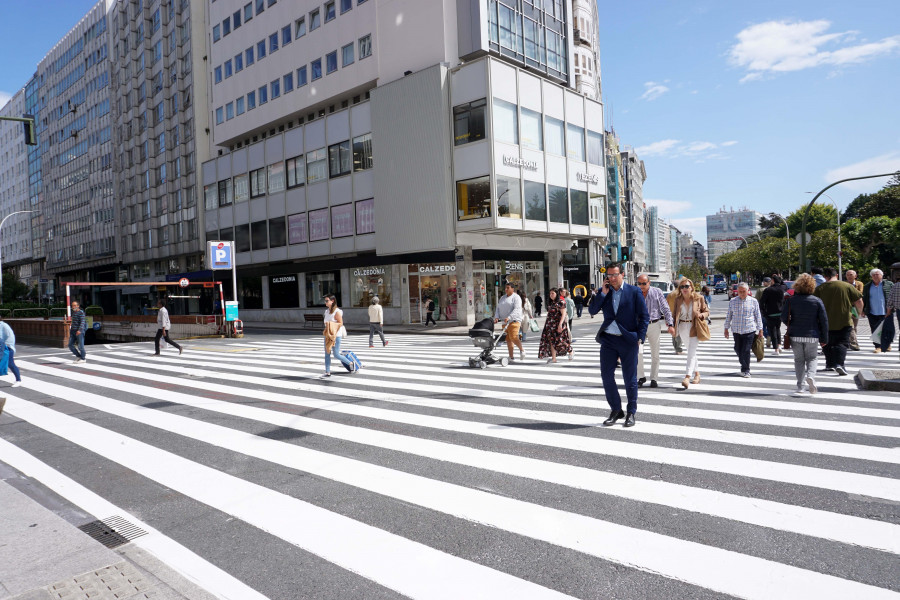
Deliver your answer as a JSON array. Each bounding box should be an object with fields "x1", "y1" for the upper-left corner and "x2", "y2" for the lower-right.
[
  {"x1": 471, "y1": 260, "x2": 544, "y2": 320},
  {"x1": 408, "y1": 263, "x2": 458, "y2": 324},
  {"x1": 350, "y1": 266, "x2": 393, "y2": 308}
]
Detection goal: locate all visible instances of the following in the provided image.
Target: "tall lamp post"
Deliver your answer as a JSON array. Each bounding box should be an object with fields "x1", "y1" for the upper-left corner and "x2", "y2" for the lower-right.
[
  {"x1": 804, "y1": 191, "x2": 842, "y2": 278},
  {"x1": 0, "y1": 210, "x2": 40, "y2": 305}
]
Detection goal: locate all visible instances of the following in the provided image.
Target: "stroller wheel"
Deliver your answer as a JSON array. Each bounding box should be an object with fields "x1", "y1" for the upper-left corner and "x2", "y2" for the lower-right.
[
  {"x1": 499, "y1": 357, "x2": 509, "y2": 367},
  {"x1": 468, "y1": 358, "x2": 476, "y2": 368},
  {"x1": 478, "y1": 360, "x2": 487, "y2": 369}
]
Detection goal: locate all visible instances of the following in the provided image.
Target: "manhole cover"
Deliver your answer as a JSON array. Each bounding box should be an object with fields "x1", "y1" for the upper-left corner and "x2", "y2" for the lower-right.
[{"x1": 78, "y1": 516, "x2": 148, "y2": 549}]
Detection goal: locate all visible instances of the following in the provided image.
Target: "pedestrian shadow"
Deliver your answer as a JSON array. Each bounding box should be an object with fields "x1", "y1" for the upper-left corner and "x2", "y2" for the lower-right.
[
  {"x1": 492, "y1": 422, "x2": 594, "y2": 431},
  {"x1": 257, "y1": 426, "x2": 311, "y2": 441},
  {"x1": 141, "y1": 401, "x2": 180, "y2": 410}
]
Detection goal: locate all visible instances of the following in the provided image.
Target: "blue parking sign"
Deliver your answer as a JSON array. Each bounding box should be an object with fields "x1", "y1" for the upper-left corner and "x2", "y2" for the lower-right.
[{"x1": 209, "y1": 241, "x2": 233, "y2": 270}]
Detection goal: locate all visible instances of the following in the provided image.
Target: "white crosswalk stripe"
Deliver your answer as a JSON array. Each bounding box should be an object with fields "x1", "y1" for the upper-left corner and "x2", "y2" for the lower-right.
[{"x1": 1, "y1": 332, "x2": 899, "y2": 600}]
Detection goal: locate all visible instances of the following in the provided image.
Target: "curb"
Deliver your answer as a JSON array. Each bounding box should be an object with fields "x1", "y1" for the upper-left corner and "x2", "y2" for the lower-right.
[{"x1": 856, "y1": 369, "x2": 900, "y2": 392}]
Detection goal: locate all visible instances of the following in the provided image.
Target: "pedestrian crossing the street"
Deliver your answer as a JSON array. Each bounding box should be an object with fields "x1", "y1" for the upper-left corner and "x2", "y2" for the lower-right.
[{"x1": 1, "y1": 330, "x2": 898, "y2": 600}]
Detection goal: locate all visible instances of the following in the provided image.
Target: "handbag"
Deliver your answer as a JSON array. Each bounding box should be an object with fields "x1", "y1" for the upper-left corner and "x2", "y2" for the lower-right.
[
  {"x1": 753, "y1": 334, "x2": 765, "y2": 362},
  {"x1": 529, "y1": 319, "x2": 540, "y2": 332},
  {"x1": 783, "y1": 301, "x2": 792, "y2": 350},
  {"x1": 693, "y1": 298, "x2": 711, "y2": 341}
]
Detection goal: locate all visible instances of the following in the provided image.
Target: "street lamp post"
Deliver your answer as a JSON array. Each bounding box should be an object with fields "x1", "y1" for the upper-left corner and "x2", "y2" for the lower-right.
[
  {"x1": 0, "y1": 210, "x2": 40, "y2": 305},
  {"x1": 804, "y1": 192, "x2": 842, "y2": 278}
]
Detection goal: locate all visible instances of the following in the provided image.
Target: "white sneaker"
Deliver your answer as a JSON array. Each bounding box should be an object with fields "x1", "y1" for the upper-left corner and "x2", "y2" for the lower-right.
[
  {"x1": 792, "y1": 390, "x2": 808, "y2": 397},
  {"x1": 11, "y1": 382, "x2": 20, "y2": 388},
  {"x1": 805, "y1": 377, "x2": 817, "y2": 394},
  {"x1": 741, "y1": 372, "x2": 751, "y2": 378},
  {"x1": 72, "y1": 358, "x2": 82, "y2": 364},
  {"x1": 79, "y1": 358, "x2": 87, "y2": 363},
  {"x1": 519, "y1": 350, "x2": 525, "y2": 361}
]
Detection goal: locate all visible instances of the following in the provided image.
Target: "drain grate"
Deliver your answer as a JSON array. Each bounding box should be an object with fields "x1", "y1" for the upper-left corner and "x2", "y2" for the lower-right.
[{"x1": 78, "y1": 516, "x2": 148, "y2": 549}]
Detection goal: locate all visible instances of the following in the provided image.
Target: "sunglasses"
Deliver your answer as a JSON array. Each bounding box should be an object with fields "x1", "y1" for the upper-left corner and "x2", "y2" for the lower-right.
[
  {"x1": 679, "y1": 285, "x2": 692, "y2": 289},
  {"x1": 637, "y1": 282, "x2": 649, "y2": 286}
]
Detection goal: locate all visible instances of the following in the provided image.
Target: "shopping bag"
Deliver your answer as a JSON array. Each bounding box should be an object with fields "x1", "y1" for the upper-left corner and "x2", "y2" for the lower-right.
[
  {"x1": 529, "y1": 319, "x2": 540, "y2": 332},
  {"x1": 871, "y1": 322, "x2": 883, "y2": 346},
  {"x1": 694, "y1": 317, "x2": 711, "y2": 342},
  {"x1": 752, "y1": 334, "x2": 765, "y2": 362}
]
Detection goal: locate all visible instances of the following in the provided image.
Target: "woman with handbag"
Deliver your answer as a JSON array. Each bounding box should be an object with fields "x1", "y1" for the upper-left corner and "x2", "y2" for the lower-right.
[
  {"x1": 781, "y1": 274, "x2": 829, "y2": 396},
  {"x1": 673, "y1": 277, "x2": 710, "y2": 389},
  {"x1": 517, "y1": 290, "x2": 533, "y2": 342}
]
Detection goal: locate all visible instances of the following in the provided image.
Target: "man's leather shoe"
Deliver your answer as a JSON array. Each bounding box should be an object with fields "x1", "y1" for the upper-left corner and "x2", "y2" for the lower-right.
[
  {"x1": 603, "y1": 410, "x2": 625, "y2": 426},
  {"x1": 649, "y1": 380, "x2": 658, "y2": 388},
  {"x1": 624, "y1": 413, "x2": 636, "y2": 427},
  {"x1": 637, "y1": 377, "x2": 647, "y2": 387}
]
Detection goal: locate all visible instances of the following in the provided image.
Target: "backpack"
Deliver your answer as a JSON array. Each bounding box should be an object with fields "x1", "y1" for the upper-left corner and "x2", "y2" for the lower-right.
[{"x1": 341, "y1": 350, "x2": 362, "y2": 373}]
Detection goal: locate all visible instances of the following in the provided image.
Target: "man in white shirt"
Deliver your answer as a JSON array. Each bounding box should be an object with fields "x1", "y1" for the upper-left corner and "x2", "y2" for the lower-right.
[
  {"x1": 495, "y1": 282, "x2": 525, "y2": 361},
  {"x1": 154, "y1": 299, "x2": 183, "y2": 356},
  {"x1": 368, "y1": 296, "x2": 388, "y2": 347}
]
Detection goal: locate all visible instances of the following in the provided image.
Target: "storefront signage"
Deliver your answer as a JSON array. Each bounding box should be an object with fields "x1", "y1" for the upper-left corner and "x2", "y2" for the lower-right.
[
  {"x1": 271, "y1": 276, "x2": 297, "y2": 284},
  {"x1": 504, "y1": 262, "x2": 524, "y2": 271},
  {"x1": 417, "y1": 264, "x2": 456, "y2": 274},
  {"x1": 503, "y1": 155, "x2": 538, "y2": 171},
  {"x1": 353, "y1": 267, "x2": 385, "y2": 277},
  {"x1": 576, "y1": 172, "x2": 600, "y2": 184}
]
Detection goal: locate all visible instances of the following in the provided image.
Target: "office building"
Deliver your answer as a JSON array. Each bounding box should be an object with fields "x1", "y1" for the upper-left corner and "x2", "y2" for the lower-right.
[
  {"x1": 645, "y1": 204, "x2": 669, "y2": 275},
  {"x1": 619, "y1": 147, "x2": 646, "y2": 280},
  {"x1": 706, "y1": 207, "x2": 763, "y2": 270},
  {"x1": 201, "y1": 0, "x2": 608, "y2": 325}
]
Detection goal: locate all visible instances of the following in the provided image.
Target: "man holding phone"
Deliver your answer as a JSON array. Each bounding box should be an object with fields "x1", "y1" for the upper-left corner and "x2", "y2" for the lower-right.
[{"x1": 589, "y1": 263, "x2": 649, "y2": 427}]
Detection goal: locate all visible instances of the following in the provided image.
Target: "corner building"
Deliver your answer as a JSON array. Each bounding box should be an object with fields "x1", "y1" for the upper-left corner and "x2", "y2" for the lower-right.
[{"x1": 203, "y1": 0, "x2": 607, "y2": 326}]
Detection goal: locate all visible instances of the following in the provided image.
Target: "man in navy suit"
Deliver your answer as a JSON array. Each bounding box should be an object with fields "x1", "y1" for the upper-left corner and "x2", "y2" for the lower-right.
[{"x1": 588, "y1": 263, "x2": 650, "y2": 427}]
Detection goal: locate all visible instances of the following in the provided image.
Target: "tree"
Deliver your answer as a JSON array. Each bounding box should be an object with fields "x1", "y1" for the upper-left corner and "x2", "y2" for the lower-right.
[
  {"x1": 859, "y1": 186, "x2": 900, "y2": 220},
  {"x1": 675, "y1": 262, "x2": 709, "y2": 286},
  {"x1": 843, "y1": 216, "x2": 900, "y2": 270},
  {"x1": 766, "y1": 204, "x2": 838, "y2": 240},
  {"x1": 2, "y1": 271, "x2": 30, "y2": 304}
]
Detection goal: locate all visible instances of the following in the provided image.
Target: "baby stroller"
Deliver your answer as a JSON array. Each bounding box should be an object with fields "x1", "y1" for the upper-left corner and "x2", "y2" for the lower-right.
[{"x1": 467, "y1": 318, "x2": 510, "y2": 369}]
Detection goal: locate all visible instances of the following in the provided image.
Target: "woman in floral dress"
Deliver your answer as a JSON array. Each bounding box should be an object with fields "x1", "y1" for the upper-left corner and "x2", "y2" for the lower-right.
[{"x1": 538, "y1": 288, "x2": 572, "y2": 363}]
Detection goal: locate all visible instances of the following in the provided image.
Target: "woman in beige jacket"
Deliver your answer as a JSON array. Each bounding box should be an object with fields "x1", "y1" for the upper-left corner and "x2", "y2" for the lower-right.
[{"x1": 673, "y1": 277, "x2": 710, "y2": 388}]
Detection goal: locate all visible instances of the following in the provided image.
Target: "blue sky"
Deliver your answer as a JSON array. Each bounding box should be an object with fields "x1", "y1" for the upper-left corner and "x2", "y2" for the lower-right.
[
  {"x1": 597, "y1": 0, "x2": 900, "y2": 243},
  {"x1": 2, "y1": 1, "x2": 898, "y2": 246}
]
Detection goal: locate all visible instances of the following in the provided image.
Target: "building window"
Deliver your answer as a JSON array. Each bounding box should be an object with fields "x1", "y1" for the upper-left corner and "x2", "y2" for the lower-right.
[
  {"x1": 240, "y1": 276, "x2": 264, "y2": 309},
  {"x1": 566, "y1": 124, "x2": 585, "y2": 162},
  {"x1": 236, "y1": 96, "x2": 245, "y2": 115},
  {"x1": 341, "y1": 0, "x2": 353, "y2": 13},
  {"x1": 258, "y1": 85, "x2": 268, "y2": 104},
  {"x1": 286, "y1": 155, "x2": 305, "y2": 187},
  {"x1": 282, "y1": 25, "x2": 292, "y2": 46},
  {"x1": 257, "y1": 40, "x2": 266, "y2": 59},
  {"x1": 214, "y1": 66, "x2": 222, "y2": 83},
  {"x1": 570, "y1": 189, "x2": 589, "y2": 226},
  {"x1": 235, "y1": 53, "x2": 244, "y2": 72},
  {"x1": 457, "y1": 176, "x2": 491, "y2": 220},
  {"x1": 204, "y1": 184, "x2": 217, "y2": 210},
  {"x1": 341, "y1": 43, "x2": 354, "y2": 67},
  {"x1": 246, "y1": 46, "x2": 255, "y2": 66},
  {"x1": 352, "y1": 133, "x2": 373, "y2": 171},
  {"x1": 548, "y1": 185, "x2": 568, "y2": 223},
  {"x1": 213, "y1": 24, "x2": 220, "y2": 42},
  {"x1": 233, "y1": 10, "x2": 242, "y2": 28},
  {"x1": 271, "y1": 79, "x2": 281, "y2": 99},
  {"x1": 310, "y1": 9, "x2": 320, "y2": 30},
  {"x1": 288, "y1": 213, "x2": 307, "y2": 244},
  {"x1": 520, "y1": 107, "x2": 543, "y2": 150},
  {"x1": 587, "y1": 130, "x2": 604, "y2": 166},
  {"x1": 269, "y1": 33, "x2": 279, "y2": 54},
  {"x1": 325, "y1": 1, "x2": 336, "y2": 21},
  {"x1": 326, "y1": 51, "x2": 338, "y2": 74},
  {"x1": 224, "y1": 59, "x2": 233, "y2": 78},
  {"x1": 283, "y1": 72, "x2": 294, "y2": 93},
  {"x1": 544, "y1": 116, "x2": 564, "y2": 155},
  {"x1": 247, "y1": 89, "x2": 256, "y2": 109},
  {"x1": 250, "y1": 167, "x2": 266, "y2": 197},
  {"x1": 226, "y1": 102, "x2": 234, "y2": 120},
  {"x1": 251, "y1": 220, "x2": 268, "y2": 250},
  {"x1": 255, "y1": 0, "x2": 265, "y2": 15},
  {"x1": 306, "y1": 148, "x2": 327, "y2": 183},
  {"x1": 218, "y1": 179, "x2": 233, "y2": 206},
  {"x1": 295, "y1": 17, "x2": 306, "y2": 38},
  {"x1": 269, "y1": 272, "x2": 298, "y2": 308},
  {"x1": 244, "y1": 3, "x2": 253, "y2": 22},
  {"x1": 350, "y1": 265, "x2": 390, "y2": 308},
  {"x1": 359, "y1": 34, "x2": 372, "y2": 58},
  {"x1": 297, "y1": 65, "x2": 308, "y2": 86},
  {"x1": 331, "y1": 203, "x2": 354, "y2": 237},
  {"x1": 311, "y1": 58, "x2": 322, "y2": 80},
  {"x1": 268, "y1": 217, "x2": 287, "y2": 248},
  {"x1": 308, "y1": 209, "x2": 330, "y2": 241},
  {"x1": 268, "y1": 161, "x2": 285, "y2": 193},
  {"x1": 215, "y1": 107, "x2": 224, "y2": 124},
  {"x1": 234, "y1": 173, "x2": 249, "y2": 202},
  {"x1": 356, "y1": 198, "x2": 375, "y2": 234},
  {"x1": 453, "y1": 99, "x2": 486, "y2": 146},
  {"x1": 589, "y1": 192, "x2": 605, "y2": 227},
  {"x1": 493, "y1": 98, "x2": 518, "y2": 145},
  {"x1": 497, "y1": 176, "x2": 522, "y2": 219},
  {"x1": 524, "y1": 180, "x2": 546, "y2": 221},
  {"x1": 306, "y1": 270, "x2": 340, "y2": 307},
  {"x1": 328, "y1": 141, "x2": 352, "y2": 177},
  {"x1": 223, "y1": 17, "x2": 231, "y2": 36}
]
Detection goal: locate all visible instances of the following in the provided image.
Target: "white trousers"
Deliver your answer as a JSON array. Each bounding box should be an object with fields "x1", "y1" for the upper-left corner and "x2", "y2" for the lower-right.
[
  {"x1": 678, "y1": 322, "x2": 699, "y2": 376},
  {"x1": 637, "y1": 321, "x2": 662, "y2": 380}
]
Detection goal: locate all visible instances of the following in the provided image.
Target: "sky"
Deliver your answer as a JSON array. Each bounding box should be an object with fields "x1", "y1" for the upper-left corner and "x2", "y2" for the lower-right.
[
  {"x1": 597, "y1": 0, "x2": 900, "y2": 243},
  {"x1": 1, "y1": 1, "x2": 898, "y2": 246}
]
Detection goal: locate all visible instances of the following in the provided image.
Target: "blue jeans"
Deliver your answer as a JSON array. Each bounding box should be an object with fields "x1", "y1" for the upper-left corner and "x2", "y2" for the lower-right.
[
  {"x1": 325, "y1": 336, "x2": 352, "y2": 373},
  {"x1": 7, "y1": 346, "x2": 20, "y2": 382},
  {"x1": 68, "y1": 331, "x2": 85, "y2": 359}
]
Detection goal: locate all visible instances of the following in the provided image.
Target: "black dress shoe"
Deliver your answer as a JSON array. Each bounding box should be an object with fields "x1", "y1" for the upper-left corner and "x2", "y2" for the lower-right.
[
  {"x1": 624, "y1": 413, "x2": 636, "y2": 427},
  {"x1": 603, "y1": 410, "x2": 625, "y2": 426},
  {"x1": 649, "y1": 380, "x2": 658, "y2": 388},
  {"x1": 637, "y1": 377, "x2": 647, "y2": 387}
]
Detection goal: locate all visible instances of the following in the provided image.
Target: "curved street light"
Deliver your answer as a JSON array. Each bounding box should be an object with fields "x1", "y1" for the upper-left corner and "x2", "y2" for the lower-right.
[{"x1": 0, "y1": 210, "x2": 40, "y2": 305}]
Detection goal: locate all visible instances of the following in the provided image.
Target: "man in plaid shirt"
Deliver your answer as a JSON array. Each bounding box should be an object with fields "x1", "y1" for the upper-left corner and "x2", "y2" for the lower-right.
[
  {"x1": 723, "y1": 282, "x2": 763, "y2": 378},
  {"x1": 887, "y1": 276, "x2": 900, "y2": 345},
  {"x1": 68, "y1": 301, "x2": 87, "y2": 363}
]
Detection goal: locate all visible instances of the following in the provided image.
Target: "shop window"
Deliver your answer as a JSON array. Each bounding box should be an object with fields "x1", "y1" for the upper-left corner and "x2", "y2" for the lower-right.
[
  {"x1": 239, "y1": 276, "x2": 263, "y2": 309},
  {"x1": 328, "y1": 140, "x2": 351, "y2": 178},
  {"x1": 218, "y1": 179, "x2": 233, "y2": 206},
  {"x1": 548, "y1": 185, "x2": 568, "y2": 223},
  {"x1": 520, "y1": 107, "x2": 543, "y2": 151},
  {"x1": 306, "y1": 271, "x2": 340, "y2": 307},
  {"x1": 251, "y1": 220, "x2": 268, "y2": 250},
  {"x1": 356, "y1": 199, "x2": 374, "y2": 234},
  {"x1": 286, "y1": 155, "x2": 305, "y2": 188},
  {"x1": 350, "y1": 265, "x2": 391, "y2": 308},
  {"x1": 268, "y1": 162, "x2": 285, "y2": 193},
  {"x1": 309, "y1": 208, "x2": 329, "y2": 240},
  {"x1": 453, "y1": 99, "x2": 486, "y2": 146},
  {"x1": 331, "y1": 204, "x2": 354, "y2": 237},
  {"x1": 234, "y1": 174, "x2": 249, "y2": 202},
  {"x1": 352, "y1": 133, "x2": 372, "y2": 171},
  {"x1": 288, "y1": 213, "x2": 308, "y2": 243},
  {"x1": 235, "y1": 223, "x2": 251, "y2": 252},
  {"x1": 456, "y1": 176, "x2": 491, "y2": 220},
  {"x1": 587, "y1": 130, "x2": 604, "y2": 166},
  {"x1": 269, "y1": 274, "x2": 299, "y2": 308},
  {"x1": 269, "y1": 217, "x2": 286, "y2": 247},
  {"x1": 524, "y1": 180, "x2": 546, "y2": 220},
  {"x1": 493, "y1": 98, "x2": 518, "y2": 145},
  {"x1": 567, "y1": 123, "x2": 585, "y2": 162},
  {"x1": 570, "y1": 189, "x2": 589, "y2": 226},
  {"x1": 496, "y1": 176, "x2": 522, "y2": 219},
  {"x1": 250, "y1": 167, "x2": 266, "y2": 197},
  {"x1": 545, "y1": 116, "x2": 565, "y2": 156},
  {"x1": 306, "y1": 148, "x2": 327, "y2": 183}
]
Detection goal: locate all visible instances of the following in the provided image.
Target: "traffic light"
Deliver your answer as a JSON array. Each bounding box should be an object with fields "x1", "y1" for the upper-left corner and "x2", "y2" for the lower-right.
[
  {"x1": 22, "y1": 114, "x2": 36, "y2": 146},
  {"x1": 606, "y1": 245, "x2": 619, "y2": 262},
  {"x1": 620, "y1": 246, "x2": 631, "y2": 262}
]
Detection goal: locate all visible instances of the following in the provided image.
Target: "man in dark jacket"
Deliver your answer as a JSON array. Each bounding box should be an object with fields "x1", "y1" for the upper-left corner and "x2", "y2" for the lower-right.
[
  {"x1": 760, "y1": 275, "x2": 788, "y2": 355},
  {"x1": 862, "y1": 268, "x2": 894, "y2": 353}
]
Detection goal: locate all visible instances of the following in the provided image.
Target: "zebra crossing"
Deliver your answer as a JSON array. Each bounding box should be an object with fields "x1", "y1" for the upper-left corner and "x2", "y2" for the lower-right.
[{"x1": 0, "y1": 330, "x2": 898, "y2": 599}]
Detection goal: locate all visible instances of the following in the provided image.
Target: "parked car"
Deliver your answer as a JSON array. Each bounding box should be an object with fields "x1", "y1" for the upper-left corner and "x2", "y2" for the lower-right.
[
  {"x1": 782, "y1": 281, "x2": 795, "y2": 297},
  {"x1": 649, "y1": 280, "x2": 674, "y2": 294},
  {"x1": 714, "y1": 281, "x2": 727, "y2": 294},
  {"x1": 730, "y1": 284, "x2": 753, "y2": 298}
]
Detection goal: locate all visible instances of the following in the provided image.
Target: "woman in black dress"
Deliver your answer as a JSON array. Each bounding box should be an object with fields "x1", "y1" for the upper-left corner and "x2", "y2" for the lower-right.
[{"x1": 538, "y1": 288, "x2": 572, "y2": 363}]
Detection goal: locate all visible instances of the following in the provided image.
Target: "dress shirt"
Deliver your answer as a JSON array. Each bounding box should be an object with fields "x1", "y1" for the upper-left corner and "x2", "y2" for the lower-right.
[
  {"x1": 606, "y1": 286, "x2": 623, "y2": 335},
  {"x1": 723, "y1": 295, "x2": 763, "y2": 334},
  {"x1": 642, "y1": 286, "x2": 673, "y2": 326},
  {"x1": 889, "y1": 282, "x2": 900, "y2": 311},
  {"x1": 494, "y1": 292, "x2": 523, "y2": 322},
  {"x1": 869, "y1": 282, "x2": 886, "y2": 315}
]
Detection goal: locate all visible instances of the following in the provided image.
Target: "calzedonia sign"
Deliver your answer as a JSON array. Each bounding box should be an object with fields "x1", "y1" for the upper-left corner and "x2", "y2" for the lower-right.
[
  {"x1": 576, "y1": 172, "x2": 600, "y2": 184},
  {"x1": 353, "y1": 267, "x2": 385, "y2": 277},
  {"x1": 418, "y1": 264, "x2": 456, "y2": 274},
  {"x1": 271, "y1": 276, "x2": 297, "y2": 284},
  {"x1": 503, "y1": 155, "x2": 538, "y2": 171}
]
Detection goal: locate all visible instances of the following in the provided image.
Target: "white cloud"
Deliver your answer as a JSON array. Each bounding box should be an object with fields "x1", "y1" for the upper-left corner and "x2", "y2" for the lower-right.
[
  {"x1": 824, "y1": 151, "x2": 900, "y2": 191},
  {"x1": 644, "y1": 199, "x2": 692, "y2": 218},
  {"x1": 721, "y1": 140, "x2": 739, "y2": 147},
  {"x1": 634, "y1": 139, "x2": 680, "y2": 156},
  {"x1": 0, "y1": 91, "x2": 12, "y2": 108},
  {"x1": 640, "y1": 81, "x2": 670, "y2": 101},
  {"x1": 634, "y1": 139, "x2": 737, "y2": 160},
  {"x1": 671, "y1": 217, "x2": 708, "y2": 238},
  {"x1": 730, "y1": 20, "x2": 900, "y2": 82}
]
